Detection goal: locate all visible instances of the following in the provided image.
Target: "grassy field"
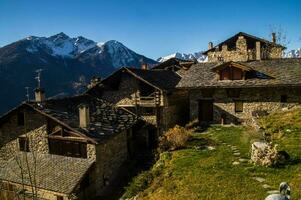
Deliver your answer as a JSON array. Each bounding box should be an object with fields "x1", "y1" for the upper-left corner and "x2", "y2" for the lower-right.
[{"x1": 123, "y1": 108, "x2": 301, "y2": 200}]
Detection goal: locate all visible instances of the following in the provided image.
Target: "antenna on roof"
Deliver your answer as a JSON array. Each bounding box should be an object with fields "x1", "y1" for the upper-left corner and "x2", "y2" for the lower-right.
[
  {"x1": 25, "y1": 87, "x2": 30, "y2": 101},
  {"x1": 35, "y1": 69, "x2": 43, "y2": 88}
]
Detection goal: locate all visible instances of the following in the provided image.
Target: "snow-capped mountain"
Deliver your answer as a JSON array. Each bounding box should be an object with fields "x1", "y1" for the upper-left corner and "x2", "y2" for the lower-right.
[
  {"x1": 0, "y1": 33, "x2": 157, "y2": 114},
  {"x1": 157, "y1": 52, "x2": 207, "y2": 63},
  {"x1": 25, "y1": 32, "x2": 96, "y2": 57},
  {"x1": 284, "y1": 49, "x2": 301, "y2": 58}
]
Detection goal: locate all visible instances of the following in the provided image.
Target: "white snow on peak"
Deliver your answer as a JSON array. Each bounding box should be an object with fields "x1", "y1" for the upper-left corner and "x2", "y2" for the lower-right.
[
  {"x1": 284, "y1": 48, "x2": 301, "y2": 58},
  {"x1": 103, "y1": 40, "x2": 136, "y2": 68},
  {"x1": 25, "y1": 33, "x2": 97, "y2": 57},
  {"x1": 158, "y1": 52, "x2": 208, "y2": 63},
  {"x1": 97, "y1": 42, "x2": 105, "y2": 47},
  {"x1": 23, "y1": 33, "x2": 154, "y2": 69}
]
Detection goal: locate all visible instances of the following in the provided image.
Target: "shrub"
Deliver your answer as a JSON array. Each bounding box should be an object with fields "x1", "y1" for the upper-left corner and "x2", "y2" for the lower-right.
[{"x1": 158, "y1": 125, "x2": 191, "y2": 152}]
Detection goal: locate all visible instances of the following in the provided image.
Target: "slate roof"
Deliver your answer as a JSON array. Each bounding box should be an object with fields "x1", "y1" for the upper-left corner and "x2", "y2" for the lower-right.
[
  {"x1": 152, "y1": 57, "x2": 195, "y2": 71},
  {"x1": 98, "y1": 67, "x2": 182, "y2": 91},
  {"x1": 203, "y1": 32, "x2": 285, "y2": 55},
  {"x1": 177, "y1": 58, "x2": 301, "y2": 88},
  {"x1": 24, "y1": 94, "x2": 137, "y2": 143},
  {"x1": 0, "y1": 152, "x2": 94, "y2": 194},
  {"x1": 127, "y1": 68, "x2": 182, "y2": 90}
]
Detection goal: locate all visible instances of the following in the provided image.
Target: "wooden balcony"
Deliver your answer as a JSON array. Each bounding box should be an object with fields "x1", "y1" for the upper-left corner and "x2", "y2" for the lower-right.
[{"x1": 136, "y1": 92, "x2": 161, "y2": 107}]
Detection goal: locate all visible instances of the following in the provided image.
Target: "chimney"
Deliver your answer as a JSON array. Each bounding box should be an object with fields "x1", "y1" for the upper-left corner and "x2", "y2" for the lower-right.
[
  {"x1": 34, "y1": 88, "x2": 45, "y2": 102},
  {"x1": 208, "y1": 42, "x2": 213, "y2": 50},
  {"x1": 222, "y1": 44, "x2": 227, "y2": 51},
  {"x1": 79, "y1": 104, "x2": 90, "y2": 129},
  {"x1": 88, "y1": 76, "x2": 101, "y2": 89},
  {"x1": 256, "y1": 41, "x2": 261, "y2": 60},
  {"x1": 272, "y1": 32, "x2": 276, "y2": 43},
  {"x1": 141, "y1": 63, "x2": 148, "y2": 70}
]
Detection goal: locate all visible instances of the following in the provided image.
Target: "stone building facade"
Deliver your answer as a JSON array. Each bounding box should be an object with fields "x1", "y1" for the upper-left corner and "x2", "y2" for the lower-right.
[
  {"x1": 0, "y1": 94, "x2": 137, "y2": 200},
  {"x1": 88, "y1": 67, "x2": 189, "y2": 143},
  {"x1": 172, "y1": 32, "x2": 301, "y2": 126},
  {"x1": 189, "y1": 87, "x2": 301, "y2": 125},
  {"x1": 204, "y1": 32, "x2": 284, "y2": 62}
]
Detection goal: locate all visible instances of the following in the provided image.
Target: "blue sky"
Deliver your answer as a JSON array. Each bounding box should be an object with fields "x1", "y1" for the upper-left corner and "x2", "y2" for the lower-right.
[{"x1": 0, "y1": 0, "x2": 300, "y2": 59}]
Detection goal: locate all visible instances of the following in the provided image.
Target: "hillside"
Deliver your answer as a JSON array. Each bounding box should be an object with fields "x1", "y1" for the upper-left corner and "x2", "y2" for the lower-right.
[
  {"x1": 0, "y1": 33, "x2": 157, "y2": 114},
  {"x1": 123, "y1": 108, "x2": 301, "y2": 199}
]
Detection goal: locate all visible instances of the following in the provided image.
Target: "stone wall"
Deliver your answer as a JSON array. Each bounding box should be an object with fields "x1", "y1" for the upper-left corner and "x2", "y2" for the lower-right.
[
  {"x1": 155, "y1": 90, "x2": 190, "y2": 132},
  {"x1": 207, "y1": 36, "x2": 283, "y2": 62},
  {"x1": 0, "y1": 181, "x2": 69, "y2": 200},
  {"x1": 0, "y1": 107, "x2": 47, "y2": 166},
  {"x1": 102, "y1": 73, "x2": 139, "y2": 105},
  {"x1": 189, "y1": 87, "x2": 301, "y2": 125},
  {"x1": 87, "y1": 130, "x2": 128, "y2": 197},
  {"x1": 0, "y1": 106, "x2": 46, "y2": 147}
]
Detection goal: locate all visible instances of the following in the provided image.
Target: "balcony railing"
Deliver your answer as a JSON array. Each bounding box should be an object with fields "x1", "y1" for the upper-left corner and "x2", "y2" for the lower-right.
[{"x1": 135, "y1": 92, "x2": 161, "y2": 106}]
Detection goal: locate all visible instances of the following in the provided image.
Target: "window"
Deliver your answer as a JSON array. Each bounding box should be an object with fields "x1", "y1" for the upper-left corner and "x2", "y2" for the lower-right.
[
  {"x1": 235, "y1": 101, "x2": 243, "y2": 113},
  {"x1": 19, "y1": 137, "x2": 29, "y2": 152},
  {"x1": 17, "y1": 112, "x2": 25, "y2": 126},
  {"x1": 220, "y1": 67, "x2": 244, "y2": 80},
  {"x1": 232, "y1": 68, "x2": 243, "y2": 80},
  {"x1": 48, "y1": 139, "x2": 87, "y2": 158},
  {"x1": 281, "y1": 95, "x2": 288, "y2": 103},
  {"x1": 220, "y1": 68, "x2": 230, "y2": 80},
  {"x1": 56, "y1": 195, "x2": 64, "y2": 200}
]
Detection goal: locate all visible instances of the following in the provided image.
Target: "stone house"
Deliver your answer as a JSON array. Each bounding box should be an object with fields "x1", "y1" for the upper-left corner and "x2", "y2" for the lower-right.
[
  {"x1": 203, "y1": 32, "x2": 285, "y2": 62},
  {"x1": 177, "y1": 32, "x2": 301, "y2": 125},
  {"x1": 0, "y1": 92, "x2": 137, "y2": 200},
  {"x1": 0, "y1": 31, "x2": 301, "y2": 200},
  {"x1": 87, "y1": 67, "x2": 190, "y2": 144}
]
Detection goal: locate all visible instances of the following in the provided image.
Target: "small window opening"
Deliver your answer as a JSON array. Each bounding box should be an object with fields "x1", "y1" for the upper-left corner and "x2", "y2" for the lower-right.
[
  {"x1": 56, "y1": 196, "x2": 64, "y2": 200},
  {"x1": 280, "y1": 95, "x2": 288, "y2": 103},
  {"x1": 235, "y1": 101, "x2": 243, "y2": 113},
  {"x1": 19, "y1": 137, "x2": 29, "y2": 152}
]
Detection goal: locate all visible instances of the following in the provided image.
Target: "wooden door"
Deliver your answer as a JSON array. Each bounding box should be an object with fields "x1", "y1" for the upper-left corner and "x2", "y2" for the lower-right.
[{"x1": 198, "y1": 100, "x2": 213, "y2": 123}]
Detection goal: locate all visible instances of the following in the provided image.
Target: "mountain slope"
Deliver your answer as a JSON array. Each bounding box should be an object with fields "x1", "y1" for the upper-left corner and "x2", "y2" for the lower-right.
[
  {"x1": 157, "y1": 52, "x2": 207, "y2": 63},
  {"x1": 0, "y1": 33, "x2": 157, "y2": 114}
]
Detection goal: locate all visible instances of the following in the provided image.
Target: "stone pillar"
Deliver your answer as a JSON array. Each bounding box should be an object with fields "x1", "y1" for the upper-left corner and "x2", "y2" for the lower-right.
[
  {"x1": 236, "y1": 36, "x2": 247, "y2": 52},
  {"x1": 222, "y1": 44, "x2": 227, "y2": 51},
  {"x1": 141, "y1": 63, "x2": 148, "y2": 70},
  {"x1": 34, "y1": 88, "x2": 45, "y2": 102},
  {"x1": 208, "y1": 42, "x2": 213, "y2": 50},
  {"x1": 272, "y1": 32, "x2": 276, "y2": 43},
  {"x1": 256, "y1": 41, "x2": 261, "y2": 60},
  {"x1": 79, "y1": 104, "x2": 90, "y2": 129}
]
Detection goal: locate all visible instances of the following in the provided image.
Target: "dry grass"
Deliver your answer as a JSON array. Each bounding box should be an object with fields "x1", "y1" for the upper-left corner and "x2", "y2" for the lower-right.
[{"x1": 158, "y1": 125, "x2": 191, "y2": 152}]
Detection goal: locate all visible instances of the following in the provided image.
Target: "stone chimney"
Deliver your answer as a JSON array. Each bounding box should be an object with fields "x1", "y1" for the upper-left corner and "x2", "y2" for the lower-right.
[
  {"x1": 88, "y1": 76, "x2": 101, "y2": 89},
  {"x1": 272, "y1": 32, "x2": 276, "y2": 43},
  {"x1": 79, "y1": 104, "x2": 90, "y2": 129},
  {"x1": 222, "y1": 44, "x2": 227, "y2": 51},
  {"x1": 255, "y1": 41, "x2": 261, "y2": 60},
  {"x1": 34, "y1": 88, "x2": 45, "y2": 102},
  {"x1": 141, "y1": 63, "x2": 148, "y2": 70},
  {"x1": 208, "y1": 42, "x2": 213, "y2": 50}
]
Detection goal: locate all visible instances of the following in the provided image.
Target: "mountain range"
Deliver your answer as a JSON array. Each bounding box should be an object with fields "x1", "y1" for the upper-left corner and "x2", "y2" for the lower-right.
[
  {"x1": 157, "y1": 48, "x2": 301, "y2": 63},
  {"x1": 157, "y1": 52, "x2": 208, "y2": 62},
  {"x1": 0, "y1": 33, "x2": 157, "y2": 114}
]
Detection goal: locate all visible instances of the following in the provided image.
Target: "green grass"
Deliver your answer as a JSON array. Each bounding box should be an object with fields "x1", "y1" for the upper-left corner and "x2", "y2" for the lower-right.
[{"x1": 123, "y1": 109, "x2": 301, "y2": 200}]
